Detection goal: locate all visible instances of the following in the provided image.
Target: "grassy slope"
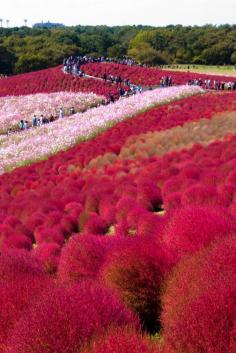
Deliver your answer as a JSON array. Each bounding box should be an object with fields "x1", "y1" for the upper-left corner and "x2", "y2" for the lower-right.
[{"x1": 162, "y1": 64, "x2": 236, "y2": 77}]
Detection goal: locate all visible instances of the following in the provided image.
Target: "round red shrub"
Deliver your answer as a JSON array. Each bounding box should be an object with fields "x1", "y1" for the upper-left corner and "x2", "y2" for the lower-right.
[
  {"x1": 217, "y1": 183, "x2": 236, "y2": 204},
  {"x1": 7, "y1": 281, "x2": 139, "y2": 353},
  {"x1": 100, "y1": 237, "x2": 171, "y2": 333},
  {"x1": 81, "y1": 326, "x2": 159, "y2": 353},
  {"x1": 136, "y1": 181, "x2": 162, "y2": 211},
  {"x1": 33, "y1": 243, "x2": 61, "y2": 274},
  {"x1": 181, "y1": 184, "x2": 228, "y2": 207},
  {"x1": 161, "y1": 206, "x2": 236, "y2": 262},
  {"x1": 2, "y1": 233, "x2": 32, "y2": 251},
  {"x1": 115, "y1": 196, "x2": 140, "y2": 223},
  {"x1": 82, "y1": 213, "x2": 108, "y2": 235},
  {"x1": 225, "y1": 168, "x2": 236, "y2": 185},
  {"x1": 98, "y1": 196, "x2": 117, "y2": 224},
  {"x1": 44, "y1": 211, "x2": 63, "y2": 226},
  {"x1": 0, "y1": 250, "x2": 50, "y2": 346},
  {"x1": 34, "y1": 225, "x2": 65, "y2": 245},
  {"x1": 64, "y1": 202, "x2": 82, "y2": 216},
  {"x1": 137, "y1": 212, "x2": 164, "y2": 238},
  {"x1": 161, "y1": 235, "x2": 236, "y2": 353},
  {"x1": 126, "y1": 206, "x2": 149, "y2": 230},
  {"x1": 58, "y1": 234, "x2": 108, "y2": 284},
  {"x1": 24, "y1": 212, "x2": 46, "y2": 233},
  {"x1": 60, "y1": 215, "x2": 78, "y2": 235},
  {"x1": 163, "y1": 192, "x2": 182, "y2": 211}
]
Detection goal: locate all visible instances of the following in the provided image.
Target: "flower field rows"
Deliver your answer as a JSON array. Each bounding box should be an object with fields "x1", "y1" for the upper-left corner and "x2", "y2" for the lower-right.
[
  {"x1": 82, "y1": 62, "x2": 236, "y2": 87},
  {"x1": 0, "y1": 85, "x2": 203, "y2": 173},
  {"x1": 0, "y1": 63, "x2": 236, "y2": 353},
  {"x1": 0, "y1": 91, "x2": 105, "y2": 134},
  {"x1": 86, "y1": 110, "x2": 236, "y2": 169}
]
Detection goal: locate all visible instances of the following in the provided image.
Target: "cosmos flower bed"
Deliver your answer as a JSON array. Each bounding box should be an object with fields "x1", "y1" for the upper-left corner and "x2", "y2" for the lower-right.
[
  {"x1": 0, "y1": 85, "x2": 203, "y2": 173},
  {"x1": 82, "y1": 62, "x2": 236, "y2": 87},
  {"x1": 0, "y1": 91, "x2": 105, "y2": 134},
  {"x1": 0, "y1": 66, "x2": 119, "y2": 98}
]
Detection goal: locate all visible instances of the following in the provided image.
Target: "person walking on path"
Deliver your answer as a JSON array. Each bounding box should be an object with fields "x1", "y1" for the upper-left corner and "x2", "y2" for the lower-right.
[{"x1": 59, "y1": 107, "x2": 64, "y2": 119}]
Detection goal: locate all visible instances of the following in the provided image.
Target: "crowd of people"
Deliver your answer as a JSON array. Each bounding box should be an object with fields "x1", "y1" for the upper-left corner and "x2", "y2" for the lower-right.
[
  {"x1": 188, "y1": 78, "x2": 236, "y2": 90},
  {"x1": 63, "y1": 55, "x2": 136, "y2": 74},
  {"x1": 63, "y1": 55, "x2": 144, "y2": 99},
  {"x1": 63, "y1": 55, "x2": 236, "y2": 92},
  {"x1": 7, "y1": 107, "x2": 77, "y2": 135}
]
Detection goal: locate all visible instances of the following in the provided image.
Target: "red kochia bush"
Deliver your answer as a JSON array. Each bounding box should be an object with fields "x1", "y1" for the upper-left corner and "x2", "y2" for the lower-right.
[
  {"x1": 181, "y1": 184, "x2": 228, "y2": 207},
  {"x1": 7, "y1": 281, "x2": 139, "y2": 353},
  {"x1": 81, "y1": 327, "x2": 159, "y2": 353},
  {"x1": 34, "y1": 225, "x2": 64, "y2": 245},
  {"x1": 33, "y1": 243, "x2": 61, "y2": 274},
  {"x1": 136, "y1": 181, "x2": 162, "y2": 211},
  {"x1": 1, "y1": 233, "x2": 32, "y2": 251},
  {"x1": 161, "y1": 206, "x2": 236, "y2": 262},
  {"x1": 161, "y1": 235, "x2": 236, "y2": 353},
  {"x1": 82, "y1": 213, "x2": 108, "y2": 235},
  {"x1": 100, "y1": 237, "x2": 171, "y2": 333},
  {"x1": 58, "y1": 234, "x2": 109, "y2": 284},
  {"x1": 0, "y1": 250, "x2": 50, "y2": 347}
]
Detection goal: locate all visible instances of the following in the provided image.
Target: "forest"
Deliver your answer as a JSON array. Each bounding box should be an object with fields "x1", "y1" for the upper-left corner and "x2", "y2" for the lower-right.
[{"x1": 0, "y1": 24, "x2": 236, "y2": 74}]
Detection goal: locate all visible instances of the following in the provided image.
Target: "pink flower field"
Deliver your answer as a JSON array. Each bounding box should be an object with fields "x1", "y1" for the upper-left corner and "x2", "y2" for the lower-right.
[{"x1": 0, "y1": 91, "x2": 105, "y2": 134}]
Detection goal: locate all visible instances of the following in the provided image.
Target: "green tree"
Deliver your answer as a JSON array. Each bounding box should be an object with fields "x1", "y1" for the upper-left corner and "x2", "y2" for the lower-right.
[
  {"x1": 128, "y1": 42, "x2": 168, "y2": 65},
  {"x1": 0, "y1": 45, "x2": 16, "y2": 74},
  {"x1": 231, "y1": 51, "x2": 236, "y2": 64},
  {"x1": 14, "y1": 54, "x2": 50, "y2": 73}
]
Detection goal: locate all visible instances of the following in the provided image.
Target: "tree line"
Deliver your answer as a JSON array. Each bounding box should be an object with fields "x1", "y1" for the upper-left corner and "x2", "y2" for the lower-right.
[{"x1": 0, "y1": 24, "x2": 236, "y2": 75}]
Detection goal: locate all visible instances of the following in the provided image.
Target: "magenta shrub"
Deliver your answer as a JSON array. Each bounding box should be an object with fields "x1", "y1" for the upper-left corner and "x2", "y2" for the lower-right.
[
  {"x1": 163, "y1": 192, "x2": 182, "y2": 211},
  {"x1": 136, "y1": 181, "x2": 162, "y2": 211},
  {"x1": 33, "y1": 243, "x2": 61, "y2": 274},
  {"x1": 161, "y1": 206, "x2": 236, "y2": 262},
  {"x1": 81, "y1": 327, "x2": 159, "y2": 353},
  {"x1": 0, "y1": 250, "x2": 50, "y2": 347},
  {"x1": 6, "y1": 281, "x2": 139, "y2": 353},
  {"x1": 1, "y1": 233, "x2": 32, "y2": 251},
  {"x1": 181, "y1": 184, "x2": 228, "y2": 207},
  {"x1": 34, "y1": 225, "x2": 65, "y2": 245},
  {"x1": 98, "y1": 196, "x2": 117, "y2": 224},
  {"x1": 58, "y1": 234, "x2": 108, "y2": 284},
  {"x1": 225, "y1": 168, "x2": 236, "y2": 185},
  {"x1": 100, "y1": 237, "x2": 171, "y2": 333},
  {"x1": 82, "y1": 213, "x2": 108, "y2": 235},
  {"x1": 137, "y1": 212, "x2": 164, "y2": 238},
  {"x1": 161, "y1": 235, "x2": 236, "y2": 353}
]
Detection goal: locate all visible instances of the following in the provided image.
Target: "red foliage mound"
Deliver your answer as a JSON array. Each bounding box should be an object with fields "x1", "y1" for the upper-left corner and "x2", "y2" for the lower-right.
[
  {"x1": 100, "y1": 237, "x2": 171, "y2": 333},
  {"x1": 58, "y1": 234, "x2": 111, "y2": 284},
  {"x1": 161, "y1": 206, "x2": 236, "y2": 262},
  {"x1": 0, "y1": 66, "x2": 118, "y2": 98},
  {"x1": 81, "y1": 327, "x2": 159, "y2": 353},
  {"x1": 33, "y1": 243, "x2": 61, "y2": 274},
  {"x1": 181, "y1": 184, "x2": 228, "y2": 207},
  {"x1": 7, "y1": 281, "x2": 139, "y2": 353},
  {"x1": 0, "y1": 250, "x2": 50, "y2": 349},
  {"x1": 161, "y1": 235, "x2": 236, "y2": 353}
]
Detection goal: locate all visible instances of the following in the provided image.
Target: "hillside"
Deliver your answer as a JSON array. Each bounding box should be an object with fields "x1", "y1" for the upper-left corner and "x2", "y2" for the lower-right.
[{"x1": 0, "y1": 62, "x2": 235, "y2": 353}]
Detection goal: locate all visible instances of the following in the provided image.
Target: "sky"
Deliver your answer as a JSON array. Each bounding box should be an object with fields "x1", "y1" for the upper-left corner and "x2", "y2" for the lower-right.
[{"x1": 1, "y1": 0, "x2": 236, "y2": 27}]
